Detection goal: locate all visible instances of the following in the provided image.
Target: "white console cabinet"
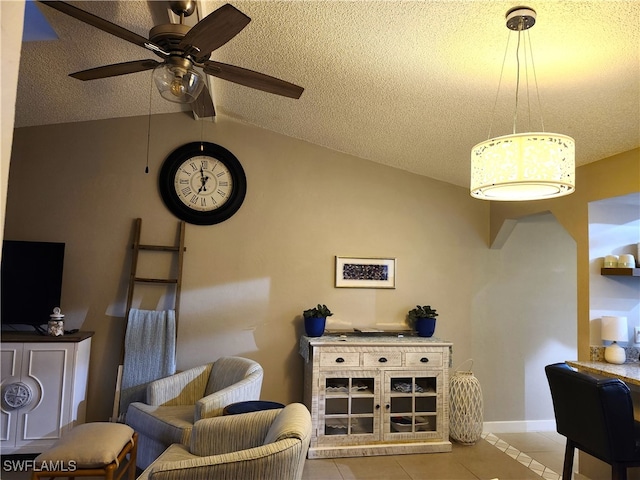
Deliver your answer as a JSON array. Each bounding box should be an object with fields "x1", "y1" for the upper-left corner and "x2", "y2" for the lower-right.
[
  {"x1": 300, "y1": 333, "x2": 453, "y2": 458},
  {"x1": 1, "y1": 332, "x2": 93, "y2": 454}
]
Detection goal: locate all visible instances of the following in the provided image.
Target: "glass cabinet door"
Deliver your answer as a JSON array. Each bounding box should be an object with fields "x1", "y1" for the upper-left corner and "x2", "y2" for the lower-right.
[
  {"x1": 385, "y1": 370, "x2": 441, "y2": 439},
  {"x1": 319, "y1": 372, "x2": 378, "y2": 442}
]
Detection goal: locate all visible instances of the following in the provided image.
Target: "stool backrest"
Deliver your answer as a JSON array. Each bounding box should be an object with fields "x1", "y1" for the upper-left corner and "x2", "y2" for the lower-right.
[{"x1": 545, "y1": 362, "x2": 637, "y2": 462}]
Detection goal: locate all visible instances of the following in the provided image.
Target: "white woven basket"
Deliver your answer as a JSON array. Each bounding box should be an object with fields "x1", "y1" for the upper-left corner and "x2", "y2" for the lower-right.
[{"x1": 449, "y1": 359, "x2": 483, "y2": 445}]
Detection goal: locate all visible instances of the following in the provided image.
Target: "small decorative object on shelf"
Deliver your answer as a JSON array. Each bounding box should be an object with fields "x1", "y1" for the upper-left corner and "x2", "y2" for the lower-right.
[
  {"x1": 618, "y1": 254, "x2": 636, "y2": 268},
  {"x1": 303, "y1": 304, "x2": 333, "y2": 337},
  {"x1": 407, "y1": 305, "x2": 438, "y2": 337},
  {"x1": 601, "y1": 252, "x2": 640, "y2": 276},
  {"x1": 449, "y1": 359, "x2": 483, "y2": 445},
  {"x1": 48, "y1": 307, "x2": 64, "y2": 337}
]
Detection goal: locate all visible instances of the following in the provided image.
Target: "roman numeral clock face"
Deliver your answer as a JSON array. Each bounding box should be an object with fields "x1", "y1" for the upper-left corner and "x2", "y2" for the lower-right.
[
  {"x1": 159, "y1": 142, "x2": 246, "y2": 225},
  {"x1": 175, "y1": 157, "x2": 232, "y2": 211}
]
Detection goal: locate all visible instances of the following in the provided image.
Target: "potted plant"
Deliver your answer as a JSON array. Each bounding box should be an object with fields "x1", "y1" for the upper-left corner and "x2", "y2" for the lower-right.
[
  {"x1": 407, "y1": 305, "x2": 438, "y2": 337},
  {"x1": 303, "y1": 304, "x2": 333, "y2": 337}
]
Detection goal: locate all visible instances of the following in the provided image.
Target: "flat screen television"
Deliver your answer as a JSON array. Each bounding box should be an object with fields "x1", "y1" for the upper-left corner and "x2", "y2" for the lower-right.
[{"x1": 1, "y1": 240, "x2": 65, "y2": 332}]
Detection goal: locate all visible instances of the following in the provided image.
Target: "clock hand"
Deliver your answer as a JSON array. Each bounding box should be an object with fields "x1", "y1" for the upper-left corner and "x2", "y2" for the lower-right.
[{"x1": 197, "y1": 173, "x2": 210, "y2": 193}]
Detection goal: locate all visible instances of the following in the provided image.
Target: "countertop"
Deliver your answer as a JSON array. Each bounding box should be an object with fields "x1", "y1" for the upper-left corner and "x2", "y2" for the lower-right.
[{"x1": 566, "y1": 360, "x2": 640, "y2": 387}]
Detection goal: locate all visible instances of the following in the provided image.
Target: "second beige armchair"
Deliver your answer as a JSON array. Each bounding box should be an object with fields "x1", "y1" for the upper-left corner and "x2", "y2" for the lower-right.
[
  {"x1": 137, "y1": 403, "x2": 311, "y2": 480},
  {"x1": 126, "y1": 356, "x2": 263, "y2": 469}
]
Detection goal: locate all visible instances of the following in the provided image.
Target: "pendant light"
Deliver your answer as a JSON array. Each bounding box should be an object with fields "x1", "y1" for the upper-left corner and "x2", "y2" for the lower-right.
[{"x1": 470, "y1": 7, "x2": 575, "y2": 201}]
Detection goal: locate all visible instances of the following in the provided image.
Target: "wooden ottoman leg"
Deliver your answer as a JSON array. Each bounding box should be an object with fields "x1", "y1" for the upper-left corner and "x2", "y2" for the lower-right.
[{"x1": 129, "y1": 432, "x2": 138, "y2": 480}]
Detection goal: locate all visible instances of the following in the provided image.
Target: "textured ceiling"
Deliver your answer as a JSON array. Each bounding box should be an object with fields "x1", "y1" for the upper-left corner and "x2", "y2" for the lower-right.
[{"x1": 14, "y1": 1, "x2": 640, "y2": 188}]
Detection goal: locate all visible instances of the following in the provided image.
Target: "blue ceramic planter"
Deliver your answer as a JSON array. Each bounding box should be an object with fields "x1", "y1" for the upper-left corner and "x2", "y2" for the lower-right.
[
  {"x1": 304, "y1": 316, "x2": 326, "y2": 337},
  {"x1": 416, "y1": 317, "x2": 436, "y2": 337}
]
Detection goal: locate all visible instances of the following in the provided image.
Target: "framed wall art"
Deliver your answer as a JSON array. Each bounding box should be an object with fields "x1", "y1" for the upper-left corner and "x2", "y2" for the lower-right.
[{"x1": 335, "y1": 256, "x2": 396, "y2": 288}]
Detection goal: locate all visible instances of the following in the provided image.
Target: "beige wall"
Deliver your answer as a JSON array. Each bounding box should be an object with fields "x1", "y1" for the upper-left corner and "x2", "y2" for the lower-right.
[
  {"x1": 475, "y1": 212, "x2": 577, "y2": 426},
  {"x1": 489, "y1": 148, "x2": 640, "y2": 362},
  {"x1": 1, "y1": 1, "x2": 24, "y2": 241},
  {"x1": 5, "y1": 113, "x2": 490, "y2": 421},
  {"x1": 5, "y1": 112, "x2": 638, "y2": 427}
]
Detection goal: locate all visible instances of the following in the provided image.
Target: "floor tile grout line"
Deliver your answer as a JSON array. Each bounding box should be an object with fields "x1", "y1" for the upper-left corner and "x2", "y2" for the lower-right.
[{"x1": 482, "y1": 432, "x2": 561, "y2": 480}]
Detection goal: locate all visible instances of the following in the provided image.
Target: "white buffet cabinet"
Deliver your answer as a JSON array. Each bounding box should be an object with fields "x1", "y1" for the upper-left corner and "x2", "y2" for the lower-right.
[
  {"x1": 1, "y1": 331, "x2": 93, "y2": 454},
  {"x1": 300, "y1": 333, "x2": 453, "y2": 458}
]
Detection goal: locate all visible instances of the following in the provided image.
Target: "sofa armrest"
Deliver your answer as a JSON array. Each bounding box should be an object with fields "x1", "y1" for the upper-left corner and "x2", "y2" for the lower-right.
[
  {"x1": 146, "y1": 439, "x2": 304, "y2": 480},
  {"x1": 147, "y1": 364, "x2": 213, "y2": 406},
  {"x1": 194, "y1": 370, "x2": 263, "y2": 420},
  {"x1": 190, "y1": 409, "x2": 281, "y2": 456},
  {"x1": 137, "y1": 444, "x2": 195, "y2": 480}
]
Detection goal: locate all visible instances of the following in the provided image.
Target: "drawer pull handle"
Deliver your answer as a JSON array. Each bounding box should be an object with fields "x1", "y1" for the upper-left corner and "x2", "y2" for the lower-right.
[
  {"x1": 378, "y1": 357, "x2": 388, "y2": 363},
  {"x1": 335, "y1": 357, "x2": 345, "y2": 363},
  {"x1": 420, "y1": 357, "x2": 429, "y2": 363}
]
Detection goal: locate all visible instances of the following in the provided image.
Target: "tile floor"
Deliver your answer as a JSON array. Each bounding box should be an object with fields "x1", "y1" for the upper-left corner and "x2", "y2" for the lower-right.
[
  {"x1": 301, "y1": 431, "x2": 589, "y2": 480},
  {"x1": 2, "y1": 431, "x2": 589, "y2": 480}
]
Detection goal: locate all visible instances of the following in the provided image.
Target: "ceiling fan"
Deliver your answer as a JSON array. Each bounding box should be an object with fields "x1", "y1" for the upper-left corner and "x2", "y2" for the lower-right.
[{"x1": 38, "y1": 0, "x2": 305, "y2": 118}]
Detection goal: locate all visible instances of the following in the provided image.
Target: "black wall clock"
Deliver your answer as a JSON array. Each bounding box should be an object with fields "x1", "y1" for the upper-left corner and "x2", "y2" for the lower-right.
[{"x1": 159, "y1": 142, "x2": 246, "y2": 225}]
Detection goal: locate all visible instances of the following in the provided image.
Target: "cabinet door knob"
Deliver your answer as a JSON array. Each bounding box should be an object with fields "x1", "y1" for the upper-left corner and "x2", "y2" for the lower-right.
[
  {"x1": 2, "y1": 382, "x2": 33, "y2": 410},
  {"x1": 335, "y1": 357, "x2": 345, "y2": 363},
  {"x1": 378, "y1": 357, "x2": 387, "y2": 363},
  {"x1": 420, "y1": 357, "x2": 429, "y2": 363},
  {"x1": 385, "y1": 404, "x2": 390, "y2": 409},
  {"x1": 375, "y1": 404, "x2": 381, "y2": 410}
]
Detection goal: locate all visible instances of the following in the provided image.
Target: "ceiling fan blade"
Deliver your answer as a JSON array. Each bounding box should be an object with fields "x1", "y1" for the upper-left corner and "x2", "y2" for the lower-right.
[
  {"x1": 203, "y1": 61, "x2": 304, "y2": 99},
  {"x1": 38, "y1": 1, "x2": 164, "y2": 54},
  {"x1": 70, "y1": 59, "x2": 160, "y2": 81},
  {"x1": 191, "y1": 84, "x2": 216, "y2": 118},
  {"x1": 178, "y1": 4, "x2": 250, "y2": 56}
]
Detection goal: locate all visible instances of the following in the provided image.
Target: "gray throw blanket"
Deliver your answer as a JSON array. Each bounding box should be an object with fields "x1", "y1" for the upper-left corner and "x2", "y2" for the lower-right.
[{"x1": 119, "y1": 309, "x2": 176, "y2": 419}]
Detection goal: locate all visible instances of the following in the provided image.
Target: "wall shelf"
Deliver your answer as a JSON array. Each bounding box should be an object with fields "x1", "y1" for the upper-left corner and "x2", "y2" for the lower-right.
[{"x1": 601, "y1": 267, "x2": 640, "y2": 277}]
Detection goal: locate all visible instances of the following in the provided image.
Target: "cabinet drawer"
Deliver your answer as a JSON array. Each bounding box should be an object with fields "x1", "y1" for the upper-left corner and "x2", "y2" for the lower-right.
[
  {"x1": 319, "y1": 352, "x2": 360, "y2": 367},
  {"x1": 405, "y1": 352, "x2": 443, "y2": 368},
  {"x1": 363, "y1": 352, "x2": 402, "y2": 367}
]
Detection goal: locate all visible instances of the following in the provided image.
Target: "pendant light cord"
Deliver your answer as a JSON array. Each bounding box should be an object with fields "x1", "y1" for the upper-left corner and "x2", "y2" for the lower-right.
[
  {"x1": 487, "y1": 14, "x2": 546, "y2": 139},
  {"x1": 511, "y1": 21, "x2": 547, "y2": 135},
  {"x1": 526, "y1": 28, "x2": 546, "y2": 132},
  {"x1": 486, "y1": 31, "x2": 511, "y2": 140},
  {"x1": 513, "y1": 28, "x2": 522, "y2": 134}
]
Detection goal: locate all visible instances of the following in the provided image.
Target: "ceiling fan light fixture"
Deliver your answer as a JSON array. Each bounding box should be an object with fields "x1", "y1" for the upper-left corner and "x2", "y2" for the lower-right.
[
  {"x1": 153, "y1": 57, "x2": 204, "y2": 103},
  {"x1": 470, "y1": 6, "x2": 575, "y2": 201},
  {"x1": 40, "y1": 1, "x2": 303, "y2": 116}
]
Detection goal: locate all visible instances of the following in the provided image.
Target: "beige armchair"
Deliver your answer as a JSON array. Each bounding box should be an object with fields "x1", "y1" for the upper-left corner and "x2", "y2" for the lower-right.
[
  {"x1": 126, "y1": 356, "x2": 263, "y2": 469},
  {"x1": 137, "y1": 403, "x2": 311, "y2": 480}
]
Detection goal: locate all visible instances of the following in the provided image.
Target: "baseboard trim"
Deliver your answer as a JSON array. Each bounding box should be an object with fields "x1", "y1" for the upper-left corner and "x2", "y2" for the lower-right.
[{"x1": 482, "y1": 419, "x2": 556, "y2": 433}]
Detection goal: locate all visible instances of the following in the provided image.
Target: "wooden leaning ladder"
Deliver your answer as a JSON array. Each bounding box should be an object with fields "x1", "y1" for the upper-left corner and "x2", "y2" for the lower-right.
[
  {"x1": 124, "y1": 217, "x2": 186, "y2": 329},
  {"x1": 111, "y1": 217, "x2": 186, "y2": 421}
]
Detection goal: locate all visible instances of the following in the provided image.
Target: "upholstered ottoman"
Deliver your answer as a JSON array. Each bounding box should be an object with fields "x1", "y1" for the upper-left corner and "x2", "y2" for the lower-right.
[{"x1": 31, "y1": 422, "x2": 137, "y2": 480}]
